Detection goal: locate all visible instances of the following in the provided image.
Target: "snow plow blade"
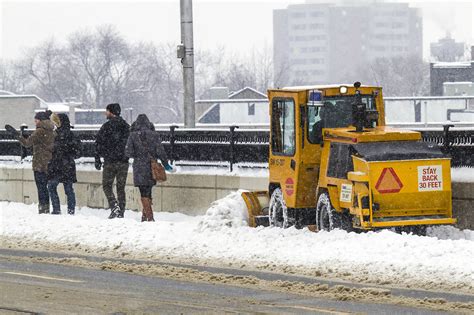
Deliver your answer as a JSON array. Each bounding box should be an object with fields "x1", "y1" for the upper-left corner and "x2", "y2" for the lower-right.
[{"x1": 241, "y1": 191, "x2": 270, "y2": 227}]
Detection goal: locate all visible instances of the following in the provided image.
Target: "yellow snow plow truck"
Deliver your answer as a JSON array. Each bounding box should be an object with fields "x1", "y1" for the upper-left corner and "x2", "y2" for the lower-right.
[{"x1": 242, "y1": 82, "x2": 456, "y2": 234}]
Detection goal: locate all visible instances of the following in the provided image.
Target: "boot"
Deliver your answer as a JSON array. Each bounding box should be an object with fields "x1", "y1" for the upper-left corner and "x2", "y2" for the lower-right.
[
  {"x1": 67, "y1": 209, "x2": 75, "y2": 215},
  {"x1": 117, "y1": 204, "x2": 125, "y2": 218},
  {"x1": 108, "y1": 202, "x2": 120, "y2": 219},
  {"x1": 38, "y1": 204, "x2": 50, "y2": 214},
  {"x1": 140, "y1": 197, "x2": 154, "y2": 222}
]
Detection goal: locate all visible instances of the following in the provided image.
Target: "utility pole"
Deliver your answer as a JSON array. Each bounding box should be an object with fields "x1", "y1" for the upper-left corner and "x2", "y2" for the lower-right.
[{"x1": 178, "y1": 0, "x2": 196, "y2": 128}]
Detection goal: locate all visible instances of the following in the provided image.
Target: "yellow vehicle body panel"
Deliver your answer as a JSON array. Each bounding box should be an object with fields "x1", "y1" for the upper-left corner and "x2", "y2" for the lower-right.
[{"x1": 347, "y1": 156, "x2": 456, "y2": 229}]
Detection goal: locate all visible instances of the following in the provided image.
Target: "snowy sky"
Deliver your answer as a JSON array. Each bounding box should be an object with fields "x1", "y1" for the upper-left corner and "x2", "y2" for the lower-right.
[{"x1": 0, "y1": 0, "x2": 473, "y2": 61}]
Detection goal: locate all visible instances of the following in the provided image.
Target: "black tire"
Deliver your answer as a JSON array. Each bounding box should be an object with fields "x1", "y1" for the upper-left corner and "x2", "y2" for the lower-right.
[
  {"x1": 269, "y1": 188, "x2": 293, "y2": 228},
  {"x1": 316, "y1": 192, "x2": 353, "y2": 232}
]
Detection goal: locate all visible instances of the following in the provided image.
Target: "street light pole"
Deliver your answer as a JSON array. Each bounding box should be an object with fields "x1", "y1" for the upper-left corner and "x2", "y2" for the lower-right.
[{"x1": 179, "y1": 0, "x2": 196, "y2": 128}]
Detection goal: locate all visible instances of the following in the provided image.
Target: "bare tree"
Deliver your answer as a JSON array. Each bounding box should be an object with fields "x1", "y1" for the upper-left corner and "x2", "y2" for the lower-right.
[
  {"x1": 0, "y1": 60, "x2": 30, "y2": 94},
  {"x1": 22, "y1": 39, "x2": 71, "y2": 101},
  {"x1": 358, "y1": 55, "x2": 429, "y2": 96}
]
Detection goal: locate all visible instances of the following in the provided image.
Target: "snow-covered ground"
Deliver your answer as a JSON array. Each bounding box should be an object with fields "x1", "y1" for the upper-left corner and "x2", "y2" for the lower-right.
[{"x1": 1, "y1": 192, "x2": 473, "y2": 293}]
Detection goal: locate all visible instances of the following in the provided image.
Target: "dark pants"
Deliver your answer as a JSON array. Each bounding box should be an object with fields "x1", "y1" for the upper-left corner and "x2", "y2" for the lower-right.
[
  {"x1": 103, "y1": 162, "x2": 129, "y2": 210},
  {"x1": 34, "y1": 171, "x2": 49, "y2": 207},
  {"x1": 48, "y1": 180, "x2": 76, "y2": 214},
  {"x1": 138, "y1": 186, "x2": 153, "y2": 198}
]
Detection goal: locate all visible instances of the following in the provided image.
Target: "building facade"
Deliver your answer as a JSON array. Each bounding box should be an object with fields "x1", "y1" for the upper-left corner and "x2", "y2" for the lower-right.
[
  {"x1": 430, "y1": 46, "x2": 474, "y2": 96},
  {"x1": 274, "y1": 1, "x2": 422, "y2": 86}
]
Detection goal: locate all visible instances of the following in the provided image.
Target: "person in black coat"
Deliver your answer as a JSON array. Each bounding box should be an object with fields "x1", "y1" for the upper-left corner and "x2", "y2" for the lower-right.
[
  {"x1": 47, "y1": 113, "x2": 81, "y2": 215},
  {"x1": 125, "y1": 114, "x2": 172, "y2": 222},
  {"x1": 95, "y1": 103, "x2": 130, "y2": 219}
]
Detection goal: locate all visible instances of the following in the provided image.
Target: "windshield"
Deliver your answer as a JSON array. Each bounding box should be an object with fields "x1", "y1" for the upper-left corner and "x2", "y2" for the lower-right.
[
  {"x1": 307, "y1": 94, "x2": 377, "y2": 144},
  {"x1": 322, "y1": 94, "x2": 376, "y2": 127}
]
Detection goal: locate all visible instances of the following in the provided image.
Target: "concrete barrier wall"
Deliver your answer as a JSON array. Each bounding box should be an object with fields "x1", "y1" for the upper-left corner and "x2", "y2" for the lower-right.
[
  {"x1": 452, "y1": 182, "x2": 474, "y2": 230},
  {"x1": 0, "y1": 166, "x2": 472, "y2": 229},
  {"x1": 0, "y1": 167, "x2": 267, "y2": 216}
]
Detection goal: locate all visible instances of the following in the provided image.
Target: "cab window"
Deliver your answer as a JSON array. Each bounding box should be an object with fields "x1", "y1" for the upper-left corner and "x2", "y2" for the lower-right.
[
  {"x1": 322, "y1": 95, "x2": 376, "y2": 128},
  {"x1": 271, "y1": 98, "x2": 295, "y2": 156},
  {"x1": 307, "y1": 105, "x2": 322, "y2": 144}
]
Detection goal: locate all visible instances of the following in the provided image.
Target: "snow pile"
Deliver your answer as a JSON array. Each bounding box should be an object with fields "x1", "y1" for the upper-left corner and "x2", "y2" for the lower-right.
[
  {"x1": 1, "y1": 199, "x2": 473, "y2": 291},
  {"x1": 428, "y1": 225, "x2": 474, "y2": 241},
  {"x1": 196, "y1": 190, "x2": 249, "y2": 231}
]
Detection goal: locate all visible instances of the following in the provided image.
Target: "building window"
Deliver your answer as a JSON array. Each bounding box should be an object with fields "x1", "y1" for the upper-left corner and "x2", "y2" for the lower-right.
[
  {"x1": 292, "y1": 24, "x2": 306, "y2": 30},
  {"x1": 309, "y1": 23, "x2": 325, "y2": 30},
  {"x1": 311, "y1": 11, "x2": 324, "y2": 17},
  {"x1": 291, "y1": 12, "x2": 306, "y2": 18},
  {"x1": 248, "y1": 103, "x2": 255, "y2": 116},
  {"x1": 392, "y1": 22, "x2": 404, "y2": 29}
]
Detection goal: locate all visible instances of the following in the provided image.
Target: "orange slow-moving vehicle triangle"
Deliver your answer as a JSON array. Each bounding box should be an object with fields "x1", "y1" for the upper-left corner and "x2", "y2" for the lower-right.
[{"x1": 375, "y1": 167, "x2": 403, "y2": 193}]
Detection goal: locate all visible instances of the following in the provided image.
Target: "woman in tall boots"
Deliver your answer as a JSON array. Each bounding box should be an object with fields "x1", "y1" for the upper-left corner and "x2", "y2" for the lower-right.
[
  {"x1": 47, "y1": 113, "x2": 81, "y2": 215},
  {"x1": 125, "y1": 114, "x2": 172, "y2": 222}
]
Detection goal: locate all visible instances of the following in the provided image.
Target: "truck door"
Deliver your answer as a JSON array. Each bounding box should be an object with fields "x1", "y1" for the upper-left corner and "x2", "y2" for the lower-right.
[{"x1": 269, "y1": 96, "x2": 298, "y2": 207}]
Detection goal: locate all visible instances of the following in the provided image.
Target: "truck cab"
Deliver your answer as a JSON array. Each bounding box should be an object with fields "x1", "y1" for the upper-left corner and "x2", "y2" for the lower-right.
[{"x1": 264, "y1": 83, "x2": 456, "y2": 232}]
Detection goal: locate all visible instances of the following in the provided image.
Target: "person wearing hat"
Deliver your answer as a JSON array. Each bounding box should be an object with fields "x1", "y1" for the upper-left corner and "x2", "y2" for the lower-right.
[
  {"x1": 5, "y1": 111, "x2": 56, "y2": 214},
  {"x1": 95, "y1": 103, "x2": 130, "y2": 219}
]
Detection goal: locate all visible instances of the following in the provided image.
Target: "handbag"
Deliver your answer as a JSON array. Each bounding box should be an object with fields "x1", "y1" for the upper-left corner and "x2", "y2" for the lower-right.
[
  {"x1": 138, "y1": 133, "x2": 167, "y2": 183},
  {"x1": 150, "y1": 159, "x2": 167, "y2": 183}
]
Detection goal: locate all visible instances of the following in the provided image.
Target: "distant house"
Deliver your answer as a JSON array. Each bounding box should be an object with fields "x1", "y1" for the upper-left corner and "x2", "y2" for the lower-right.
[
  {"x1": 197, "y1": 87, "x2": 268, "y2": 125},
  {"x1": 0, "y1": 93, "x2": 104, "y2": 128},
  {"x1": 430, "y1": 46, "x2": 474, "y2": 96},
  {"x1": 0, "y1": 94, "x2": 48, "y2": 128}
]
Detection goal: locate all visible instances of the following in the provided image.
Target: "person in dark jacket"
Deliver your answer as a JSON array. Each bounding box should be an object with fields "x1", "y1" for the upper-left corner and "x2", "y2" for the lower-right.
[
  {"x1": 95, "y1": 103, "x2": 130, "y2": 219},
  {"x1": 125, "y1": 114, "x2": 172, "y2": 222},
  {"x1": 13, "y1": 111, "x2": 56, "y2": 214},
  {"x1": 47, "y1": 113, "x2": 81, "y2": 215}
]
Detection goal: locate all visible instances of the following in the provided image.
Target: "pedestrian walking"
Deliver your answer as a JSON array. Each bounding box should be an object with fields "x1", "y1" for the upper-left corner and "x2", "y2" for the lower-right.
[
  {"x1": 95, "y1": 103, "x2": 130, "y2": 219},
  {"x1": 125, "y1": 114, "x2": 173, "y2": 222},
  {"x1": 47, "y1": 113, "x2": 82, "y2": 215},
  {"x1": 5, "y1": 111, "x2": 55, "y2": 214}
]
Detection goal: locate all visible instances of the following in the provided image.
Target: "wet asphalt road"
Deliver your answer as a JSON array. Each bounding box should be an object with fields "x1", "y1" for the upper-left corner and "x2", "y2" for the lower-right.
[{"x1": 0, "y1": 248, "x2": 467, "y2": 314}]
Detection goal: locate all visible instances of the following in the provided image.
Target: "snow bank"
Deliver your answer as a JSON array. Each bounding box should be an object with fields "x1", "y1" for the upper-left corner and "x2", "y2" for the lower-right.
[
  {"x1": 196, "y1": 190, "x2": 249, "y2": 231},
  {"x1": 1, "y1": 196, "x2": 473, "y2": 291}
]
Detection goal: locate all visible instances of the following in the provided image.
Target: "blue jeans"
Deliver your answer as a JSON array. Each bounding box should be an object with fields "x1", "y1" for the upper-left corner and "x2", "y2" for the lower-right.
[
  {"x1": 47, "y1": 180, "x2": 76, "y2": 214},
  {"x1": 34, "y1": 171, "x2": 49, "y2": 207}
]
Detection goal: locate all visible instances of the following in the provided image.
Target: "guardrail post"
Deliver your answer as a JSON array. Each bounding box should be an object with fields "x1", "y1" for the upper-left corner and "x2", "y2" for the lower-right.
[
  {"x1": 229, "y1": 125, "x2": 239, "y2": 172},
  {"x1": 169, "y1": 125, "x2": 178, "y2": 165},
  {"x1": 443, "y1": 124, "x2": 454, "y2": 153}
]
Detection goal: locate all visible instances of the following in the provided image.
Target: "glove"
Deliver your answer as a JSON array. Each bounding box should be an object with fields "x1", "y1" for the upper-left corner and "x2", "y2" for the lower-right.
[
  {"x1": 95, "y1": 157, "x2": 102, "y2": 171},
  {"x1": 5, "y1": 124, "x2": 20, "y2": 138},
  {"x1": 164, "y1": 164, "x2": 174, "y2": 173}
]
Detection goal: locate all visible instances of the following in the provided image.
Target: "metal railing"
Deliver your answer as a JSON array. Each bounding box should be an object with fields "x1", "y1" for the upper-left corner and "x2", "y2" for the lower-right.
[{"x1": 0, "y1": 125, "x2": 472, "y2": 169}]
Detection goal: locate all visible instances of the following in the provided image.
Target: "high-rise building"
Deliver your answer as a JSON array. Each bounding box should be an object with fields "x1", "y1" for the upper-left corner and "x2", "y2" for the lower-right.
[{"x1": 273, "y1": 1, "x2": 422, "y2": 86}]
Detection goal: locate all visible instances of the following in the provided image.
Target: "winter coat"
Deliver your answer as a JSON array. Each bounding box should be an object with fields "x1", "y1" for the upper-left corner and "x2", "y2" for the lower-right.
[
  {"x1": 19, "y1": 120, "x2": 55, "y2": 172},
  {"x1": 125, "y1": 120, "x2": 168, "y2": 187},
  {"x1": 48, "y1": 115, "x2": 81, "y2": 183},
  {"x1": 95, "y1": 116, "x2": 130, "y2": 164}
]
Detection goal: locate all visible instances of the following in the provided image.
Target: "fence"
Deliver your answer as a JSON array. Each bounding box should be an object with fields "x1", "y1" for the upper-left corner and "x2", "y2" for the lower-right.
[{"x1": 0, "y1": 125, "x2": 473, "y2": 169}]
